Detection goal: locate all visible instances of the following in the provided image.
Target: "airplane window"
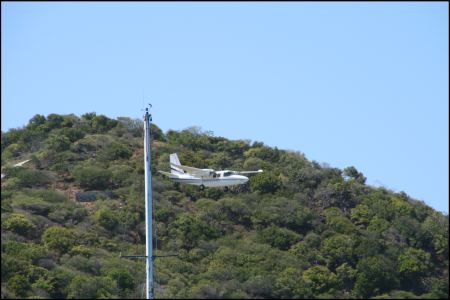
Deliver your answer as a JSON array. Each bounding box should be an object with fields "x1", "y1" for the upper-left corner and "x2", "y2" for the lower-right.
[{"x1": 224, "y1": 171, "x2": 232, "y2": 177}]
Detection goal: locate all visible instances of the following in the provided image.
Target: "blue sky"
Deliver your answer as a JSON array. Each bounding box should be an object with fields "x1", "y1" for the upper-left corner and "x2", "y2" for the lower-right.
[{"x1": 2, "y1": 2, "x2": 448, "y2": 213}]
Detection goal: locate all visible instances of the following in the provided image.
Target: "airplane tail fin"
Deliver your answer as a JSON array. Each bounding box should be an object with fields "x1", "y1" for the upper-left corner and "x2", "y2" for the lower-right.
[{"x1": 170, "y1": 153, "x2": 184, "y2": 175}]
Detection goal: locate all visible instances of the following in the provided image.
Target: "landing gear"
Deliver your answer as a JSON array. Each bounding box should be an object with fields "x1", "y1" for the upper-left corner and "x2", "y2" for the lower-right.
[
  {"x1": 200, "y1": 184, "x2": 205, "y2": 191},
  {"x1": 224, "y1": 186, "x2": 229, "y2": 192}
]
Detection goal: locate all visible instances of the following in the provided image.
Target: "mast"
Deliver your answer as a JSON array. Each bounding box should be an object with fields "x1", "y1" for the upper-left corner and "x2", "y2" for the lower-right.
[{"x1": 143, "y1": 106, "x2": 154, "y2": 299}]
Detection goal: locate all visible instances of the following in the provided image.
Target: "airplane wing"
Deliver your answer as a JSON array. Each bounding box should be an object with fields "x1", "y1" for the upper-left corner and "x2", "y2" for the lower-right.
[
  {"x1": 158, "y1": 170, "x2": 179, "y2": 178},
  {"x1": 171, "y1": 163, "x2": 213, "y2": 177},
  {"x1": 13, "y1": 159, "x2": 31, "y2": 167},
  {"x1": 235, "y1": 169, "x2": 263, "y2": 175}
]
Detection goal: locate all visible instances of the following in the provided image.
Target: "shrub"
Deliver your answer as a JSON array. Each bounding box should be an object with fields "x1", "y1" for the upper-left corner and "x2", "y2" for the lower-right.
[
  {"x1": 106, "y1": 142, "x2": 132, "y2": 160},
  {"x1": 8, "y1": 274, "x2": 30, "y2": 297},
  {"x1": 2, "y1": 213, "x2": 36, "y2": 236},
  {"x1": 2, "y1": 143, "x2": 22, "y2": 159},
  {"x1": 7, "y1": 167, "x2": 53, "y2": 188},
  {"x1": 45, "y1": 134, "x2": 71, "y2": 152},
  {"x1": 107, "y1": 269, "x2": 135, "y2": 290},
  {"x1": 67, "y1": 275, "x2": 118, "y2": 299},
  {"x1": 26, "y1": 189, "x2": 68, "y2": 203},
  {"x1": 172, "y1": 213, "x2": 221, "y2": 250},
  {"x1": 96, "y1": 208, "x2": 119, "y2": 231},
  {"x1": 257, "y1": 226, "x2": 301, "y2": 250},
  {"x1": 73, "y1": 165, "x2": 112, "y2": 189},
  {"x1": 109, "y1": 165, "x2": 134, "y2": 187},
  {"x1": 42, "y1": 226, "x2": 74, "y2": 254}
]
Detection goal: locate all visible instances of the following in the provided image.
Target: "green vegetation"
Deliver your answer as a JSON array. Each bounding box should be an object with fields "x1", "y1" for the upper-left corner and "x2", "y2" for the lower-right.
[{"x1": 1, "y1": 113, "x2": 448, "y2": 299}]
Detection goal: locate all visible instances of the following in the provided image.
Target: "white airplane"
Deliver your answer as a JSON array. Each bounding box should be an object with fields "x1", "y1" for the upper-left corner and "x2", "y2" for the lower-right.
[
  {"x1": 1, "y1": 159, "x2": 31, "y2": 179},
  {"x1": 13, "y1": 159, "x2": 31, "y2": 167},
  {"x1": 158, "y1": 153, "x2": 263, "y2": 190}
]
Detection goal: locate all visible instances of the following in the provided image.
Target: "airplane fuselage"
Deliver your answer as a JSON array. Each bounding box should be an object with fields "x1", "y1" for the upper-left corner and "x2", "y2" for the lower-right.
[{"x1": 171, "y1": 171, "x2": 248, "y2": 187}]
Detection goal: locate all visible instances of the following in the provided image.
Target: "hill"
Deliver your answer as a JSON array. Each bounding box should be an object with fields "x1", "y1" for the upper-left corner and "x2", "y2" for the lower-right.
[{"x1": 1, "y1": 112, "x2": 448, "y2": 299}]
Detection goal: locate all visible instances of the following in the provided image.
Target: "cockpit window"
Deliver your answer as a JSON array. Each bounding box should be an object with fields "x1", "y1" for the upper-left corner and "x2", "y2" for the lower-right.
[{"x1": 223, "y1": 171, "x2": 233, "y2": 177}]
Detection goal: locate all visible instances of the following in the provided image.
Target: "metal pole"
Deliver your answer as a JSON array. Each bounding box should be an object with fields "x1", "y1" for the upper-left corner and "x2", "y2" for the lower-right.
[{"x1": 143, "y1": 108, "x2": 154, "y2": 299}]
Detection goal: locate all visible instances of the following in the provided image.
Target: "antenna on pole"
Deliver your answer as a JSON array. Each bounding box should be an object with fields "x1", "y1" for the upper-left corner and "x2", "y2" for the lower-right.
[
  {"x1": 121, "y1": 104, "x2": 178, "y2": 299},
  {"x1": 144, "y1": 103, "x2": 154, "y2": 299}
]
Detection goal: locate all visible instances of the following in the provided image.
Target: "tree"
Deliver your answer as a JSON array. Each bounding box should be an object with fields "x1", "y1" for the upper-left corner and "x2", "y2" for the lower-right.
[
  {"x1": 398, "y1": 248, "x2": 431, "y2": 276},
  {"x1": 28, "y1": 114, "x2": 47, "y2": 128},
  {"x1": 61, "y1": 114, "x2": 80, "y2": 128},
  {"x1": 208, "y1": 152, "x2": 232, "y2": 169},
  {"x1": 323, "y1": 207, "x2": 356, "y2": 234},
  {"x1": 335, "y1": 263, "x2": 357, "y2": 290},
  {"x1": 243, "y1": 157, "x2": 269, "y2": 171},
  {"x1": 92, "y1": 115, "x2": 118, "y2": 133},
  {"x1": 47, "y1": 114, "x2": 64, "y2": 129},
  {"x1": 150, "y1": 124, "x2": 165, "y2": 141},
  {"x1": 393, "y1": 215, "x2": 427, "y2": 248},
  {"x1": 354, "y1": 231, "x2": 384, "y2": 259},
  {"x1": 421, "y1": 213, "x2": 448, "y2": 256},
  {"x1": 252, "y1": 197, "x2": 312, "y2": 232},
  {"x1": 115, "y1": 117, "x2": 142, "y2": 137},
  {"x1": 321, "y1": 234, "x2": 355, "y2": 268},
  {"x1": 107, "y1": 269, "x2": 135, "y2": 291},
  {"x1": 371, "y1": 290, "x2": 422, "y2": 299},
  {"x1": 250, "y1": 172, "x2": 281, "y2": 193},
  {"x1": 354, "y1": 256, "x2": 399, "y2": 298},
  {"x1": 313, "y1": 181, "x2": 358, "y2": 213},
  {"x1": 1, "y1": 127, "x2": 24, "y2": 150},
  {"x1": 244, "y1": 146, "x2": 280, "y2": 162},
  {"x1": 367, "y1": 216, "x2": 391, "y2": 234},
  {"x1": 424, "y1": 278, "x2": 449, "y2": 299},
  {"x1": 243, "y1": 275, "x2": 275, "y2": 298},
  {"x1": 302, "y1": 265, "x2": 337, "y2": 294},
  {"x1": 398, "y1": 247, "x2": 431, "y2": 292},
  {"x1": 343, "y1": 166, "x2": 366, "y2": 184},
  {"x1": 274, "y1": 267, "x2": 312, "y2": 299},
  {"x1": 205, "y1": 197, "x2": 252, "y2": 228},
  {"x1": 48, "y1": 266, "x2": 75, "y2": 298},
  {"x1": 31, "y1": 277, "x2": 56, "y2": 296},
  {"x1": 289, "y1": 241, "x2": 326, "y2": 266},
  {"x1": 350, "y1": 204, "x2": 372, "y2": 227},
  {"x1": 362, "y1": 190, "x2": 396, "y2": 221},
  {"x1": 69, "y1": 245, "x2": 93, "y2": 257},
  {"x1": 54, "y1": 127, "x2": 85, "y2": 142}
]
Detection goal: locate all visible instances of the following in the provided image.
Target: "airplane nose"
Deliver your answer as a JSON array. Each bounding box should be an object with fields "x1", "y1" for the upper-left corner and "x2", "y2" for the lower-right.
[{"x1": 242, "y1": 176, "x2": 249, "y2": 183}]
